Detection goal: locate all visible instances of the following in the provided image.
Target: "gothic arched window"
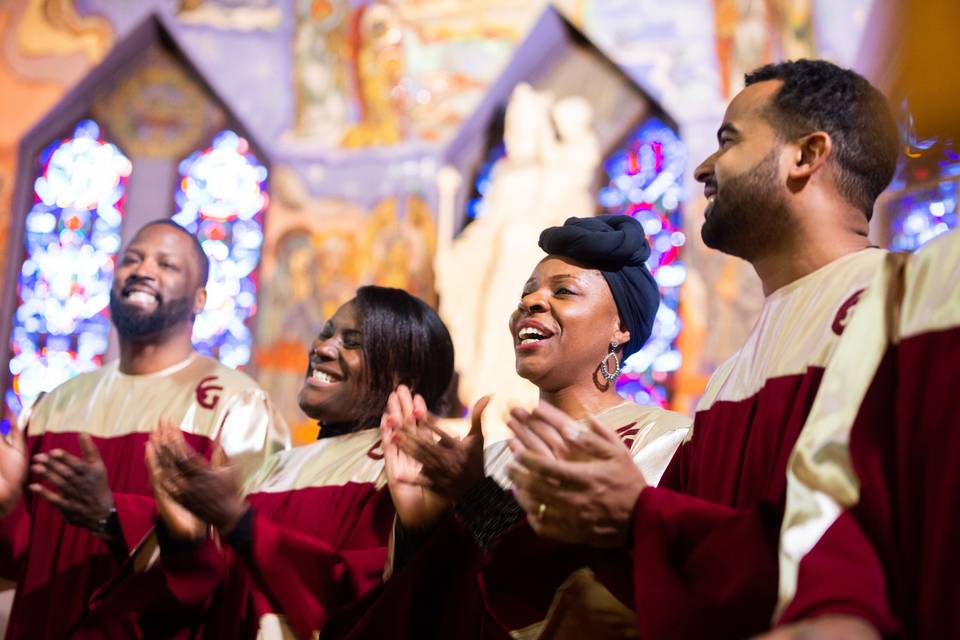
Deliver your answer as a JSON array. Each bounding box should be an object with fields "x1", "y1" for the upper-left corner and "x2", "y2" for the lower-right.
[
  {"x1": 172, "y1": 130, "x2": 267, "y2": 368},
  {"x1": 5, "y1": 119, "x2": 131, "y2": 418},
  {"x1": 599, "y1": 117, "x2": 686, "y2": 407}
]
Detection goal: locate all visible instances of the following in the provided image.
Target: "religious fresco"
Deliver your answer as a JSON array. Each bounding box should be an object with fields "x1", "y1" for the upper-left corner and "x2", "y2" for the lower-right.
[
  {"x1": 713, "y1": 0, "x2": 815, "y2": 98},
  {"x1": 176, "y1": 0, "x2": 283, "y2": 31},
  {"x1": 91, "y1": 46, "x2": 225, "y2": 159},
  {"x1": 290, "y1": 0, "x2": 560, "y2": 147}
]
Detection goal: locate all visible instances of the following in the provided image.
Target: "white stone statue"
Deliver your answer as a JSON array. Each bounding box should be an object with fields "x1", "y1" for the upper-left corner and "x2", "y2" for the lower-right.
[{"x1": 434, "y1": 83, "x2": 601, "y2": 442}]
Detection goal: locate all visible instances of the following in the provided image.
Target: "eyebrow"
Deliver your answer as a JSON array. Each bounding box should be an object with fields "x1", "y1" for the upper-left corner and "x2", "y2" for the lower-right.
[
  {"x1": 717, "y1": 123, "x2": 739, "y2": 142},
  {"x1": 548, "y1": 273, "x2": 587, "y2": 285}
]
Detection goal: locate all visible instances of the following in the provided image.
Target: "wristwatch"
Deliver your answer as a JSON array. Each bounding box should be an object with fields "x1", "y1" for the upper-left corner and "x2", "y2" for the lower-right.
[{"x1": 95, "y1": 507, "x2": 118, "y2": 537}]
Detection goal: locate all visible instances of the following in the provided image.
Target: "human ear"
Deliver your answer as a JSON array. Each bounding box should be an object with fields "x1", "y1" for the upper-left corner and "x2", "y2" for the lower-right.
[
  {"x1": 788, "y1": 131, "x2": 832, "y2": 180},
  {"x1": 193, "y1": 288, "x2": 207, "y2": 315}
]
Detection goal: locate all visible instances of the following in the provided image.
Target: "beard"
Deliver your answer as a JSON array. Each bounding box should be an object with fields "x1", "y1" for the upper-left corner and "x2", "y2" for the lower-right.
[
  {"x1": 700, "y1": 150, "x2": 790, "y2": 260},
  {"x1": 109, "y1": 289, "x2": 194, "y2": 339}
]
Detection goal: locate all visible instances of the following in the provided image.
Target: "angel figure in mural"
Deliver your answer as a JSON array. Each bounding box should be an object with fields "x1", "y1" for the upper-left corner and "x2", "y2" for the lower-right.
[
  {"x1": 291, "y1": 0, "x2": 350, "y2": 142},
  {"x1": 435, "y1": 83, "x2": 601, "y2": 441}
]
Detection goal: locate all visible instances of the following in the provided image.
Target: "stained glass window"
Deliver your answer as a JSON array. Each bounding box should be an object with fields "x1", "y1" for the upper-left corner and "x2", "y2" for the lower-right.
[
  {"x1": 886, "y1": 104, "x2": 960, "y2": 251},
  {"x1": 466, "y1": 143, "x2": 506, "y2": 220},
  {"x1": 172, "y1": 130, "x2": 267, "y2": 368},
  {"x1": 599, "y1": 117, "x2": 686, "y2": 407},
  {"x1": 5, "y1": 119, "x2": 131, "y2": 420}
]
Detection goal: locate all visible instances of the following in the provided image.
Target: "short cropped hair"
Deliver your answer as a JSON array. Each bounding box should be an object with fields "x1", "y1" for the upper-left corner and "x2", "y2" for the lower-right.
[
  {"x1": 139, "y1": 219, "x2": 210, "y2": 286},
  {"x1": 745, "y1": 59, "x2": 899, "y2": 219}
]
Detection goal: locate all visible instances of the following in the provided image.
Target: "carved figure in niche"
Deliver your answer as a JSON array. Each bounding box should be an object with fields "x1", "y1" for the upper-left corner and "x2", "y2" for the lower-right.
[
  {"x1": 291, "y1": 0, "x2": 350, "y2": 142},
  {"x1": 340, "y1": 2, "x2": 406, "y2": 147},
  {"x1": 435, "y1": 83, "x2": 601, "y2": 440}
]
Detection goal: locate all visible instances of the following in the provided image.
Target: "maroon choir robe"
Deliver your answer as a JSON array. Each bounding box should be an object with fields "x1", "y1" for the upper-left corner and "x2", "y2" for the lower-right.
[
  {"x1": 0, "y1": 354, "x2": 289, "y2": 638},
  {"x1": 84, "y1": 427, "x2": 393, "y2": 640},
  {"x1": 629, "y1": 248, "x2": 886, "y2": 639},
  {"x1": 330, "y1": 402, "x2": 690, "y2": 640},
  {"x1": 776, "y1": 230, "x2": 960, "y2": 638}
]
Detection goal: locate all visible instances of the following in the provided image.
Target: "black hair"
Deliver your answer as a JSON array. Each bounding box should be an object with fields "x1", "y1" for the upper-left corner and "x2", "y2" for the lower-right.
[
  {"x1": 351, "y1": 286, "x2": 455, "y2": 429},
  {"x1": 745, "y1": 59, "x2": 899, "y2": 219},
  {"x1": 138, "y1": 219, "x2": 210, "y2": 287}
]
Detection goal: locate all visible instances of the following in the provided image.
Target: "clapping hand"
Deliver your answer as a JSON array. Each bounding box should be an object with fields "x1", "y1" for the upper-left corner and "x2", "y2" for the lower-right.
[
  {"x1": 507, "y1": 401, "x2": 647, "y2": 549},
  {"x1": 30, "y1": 433, "x2": 114, "y2": 534},
  {"x1": 147, "y1": 419, "x2": 246, "y2": 535}
]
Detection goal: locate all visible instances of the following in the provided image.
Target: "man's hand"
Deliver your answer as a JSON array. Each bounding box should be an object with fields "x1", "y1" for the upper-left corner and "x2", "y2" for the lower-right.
[
  {"x1": 146, "y1": 418, "x2": 207, "y2": 541},
  {"x1": 149, "y1": 420, "x2": 246, "y2": 534},
  {"x1": 30, "y1": 433, "x2": 114, "y2": 533},
  {"x1": 506, "y1": 402, "x2": 647, "y2": 549},
  {"x1": 0, "y1": 423, "x2": 27, "y2": 517}
]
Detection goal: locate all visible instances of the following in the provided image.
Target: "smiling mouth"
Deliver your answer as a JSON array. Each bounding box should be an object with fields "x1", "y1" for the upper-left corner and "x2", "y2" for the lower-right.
[
  {"x1": 306, "y1": 368, "x2": 342, "y2": 386},
  {"x1": 516, "y1": 326, "x2": 555, "y2": 350},
  {"x1": 122, "y1": 288, "x2": 160, "y2": 308}
]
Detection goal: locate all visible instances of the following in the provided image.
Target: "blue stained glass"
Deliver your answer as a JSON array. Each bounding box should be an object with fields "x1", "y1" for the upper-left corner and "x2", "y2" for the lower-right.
[
  {"x1": 4, "y1": 119, "x2": 131, "y2": 420},
  {"x1": 466, "y1": 144, "x2": 507, "y2": 220},
  {"x1": 888, "y1": 175, "x2": 959, "y2": 252},
  {"x1": 176, "y1": 130, "x2": 267, "y2": 368},
  {"x1": 602, "y1": 118, "x2": 687, "y2": 408}
]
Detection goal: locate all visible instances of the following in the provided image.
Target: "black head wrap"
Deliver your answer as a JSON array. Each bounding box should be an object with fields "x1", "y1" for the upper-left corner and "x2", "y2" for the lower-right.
[{"x1": 538, "y1": 215, "x2": 660, "y2": 360}]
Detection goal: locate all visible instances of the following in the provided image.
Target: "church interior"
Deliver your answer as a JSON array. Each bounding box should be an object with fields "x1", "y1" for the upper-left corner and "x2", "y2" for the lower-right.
[
  {"x1": 0, "y1": 0, "x2": 958, "y2": 637},
  {"x1": 4, "y1": 0, "x2": 952, "y2": 444}
]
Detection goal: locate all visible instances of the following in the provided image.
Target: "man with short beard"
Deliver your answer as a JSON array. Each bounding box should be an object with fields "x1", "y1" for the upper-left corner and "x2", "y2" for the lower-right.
[
  {"x1": 505, "y1": 59, "x2": 899, "y2": 638},
  {"x1": 0, "y1": 220, "x2": 290, "y2": 638}
]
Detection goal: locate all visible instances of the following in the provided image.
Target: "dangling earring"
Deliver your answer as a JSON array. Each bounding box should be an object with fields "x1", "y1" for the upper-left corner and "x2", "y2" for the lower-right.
[{"x1": 600, "y1": 340, "x2": 622, "y2": 382}]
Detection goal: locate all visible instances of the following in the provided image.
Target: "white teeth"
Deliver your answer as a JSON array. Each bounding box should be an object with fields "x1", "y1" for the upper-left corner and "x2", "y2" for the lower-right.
[
  {"x1": 520, "y1": 338, "x2": 540, "y2": 345},
  {"x1": 311, "y1": 370, "x2": 337, "y2": 384},
  {"x1": 518, "y1": 327, "x2": 547, "y2": 340},
  {"x1": 127, "y1": 291, "x2": 157, "y2": 305}
]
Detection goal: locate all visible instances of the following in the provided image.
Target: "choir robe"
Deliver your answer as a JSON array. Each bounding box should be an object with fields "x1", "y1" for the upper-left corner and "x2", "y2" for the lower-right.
[
  {"x1": 85, "y1": 427, "x2": 393, "y2": 640},
  {"x1": 776, "y1": 230, "x2": 960, "y2": 638},
  {"x1": 628, "y1": 247, "x2": 887, "y2": 639},
  {"x1": 331, "y1": 402, "x2": 690, "y2": 640},
  {"x1": 0, "y1": 353, "x2": 290, "y2": 639}
]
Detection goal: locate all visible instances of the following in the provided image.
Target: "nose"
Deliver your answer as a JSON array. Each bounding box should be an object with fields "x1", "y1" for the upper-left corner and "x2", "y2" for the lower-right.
[
  {"x1": 312, "y1": 336, "x2": 339, "y2": 360},
  {"x1": 694, "y1": 153, "x2": 715, "y2": 185},
  {"x1": 518, "y1": 289, "x2": 549, "y2": 315},
  {"x1": 128, "y1": 258, "x2": 157, "y2": 281}
]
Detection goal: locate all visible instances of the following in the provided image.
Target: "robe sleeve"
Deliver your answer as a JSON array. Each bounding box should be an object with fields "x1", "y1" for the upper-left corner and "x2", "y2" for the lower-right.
[
  {"x1": 231, "y1": 509, "x2": 387, "y2": 640},
  {"x1": 111, "y1": 492, "x2": 157, "y2": 555},
  {"x1": 776, "y1": 512, "x2": 895, "y2": 634},
  {"x1": 630, "y1": 486, "x2": 782, "y2": 639},
  {"x1": 0, "y1": 501, "x2": 30, "y2": 581},
  {"x1": 84, "y1": 521, "x2": 225, "y2": 632}
]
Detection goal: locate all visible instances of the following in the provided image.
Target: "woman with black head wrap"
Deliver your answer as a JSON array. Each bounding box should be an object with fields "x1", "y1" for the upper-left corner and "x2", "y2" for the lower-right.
[{"x1": 339, "y1": 215, "x2": 691, "y2": 639}]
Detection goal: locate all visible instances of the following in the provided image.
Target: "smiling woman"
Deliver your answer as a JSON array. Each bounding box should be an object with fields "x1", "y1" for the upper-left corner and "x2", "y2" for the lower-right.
[
  {"x1": 83, "y1": 286, "x2": 455, "y2": 639},
  {"x1": 341, "y1": 215, "x2": 693, "y2": 639}
]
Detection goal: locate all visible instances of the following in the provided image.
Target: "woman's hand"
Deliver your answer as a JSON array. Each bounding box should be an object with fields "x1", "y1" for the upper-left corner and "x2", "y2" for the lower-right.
[
  {"x1": 393, "y1": 390, "x2": 490, "y2": 503},
  {"x1": 149, "y1": 419, "x2": 247, "y2": 535},
  {"x1": 381, "y1": 386, "x2": 449, "y2": 530}
]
